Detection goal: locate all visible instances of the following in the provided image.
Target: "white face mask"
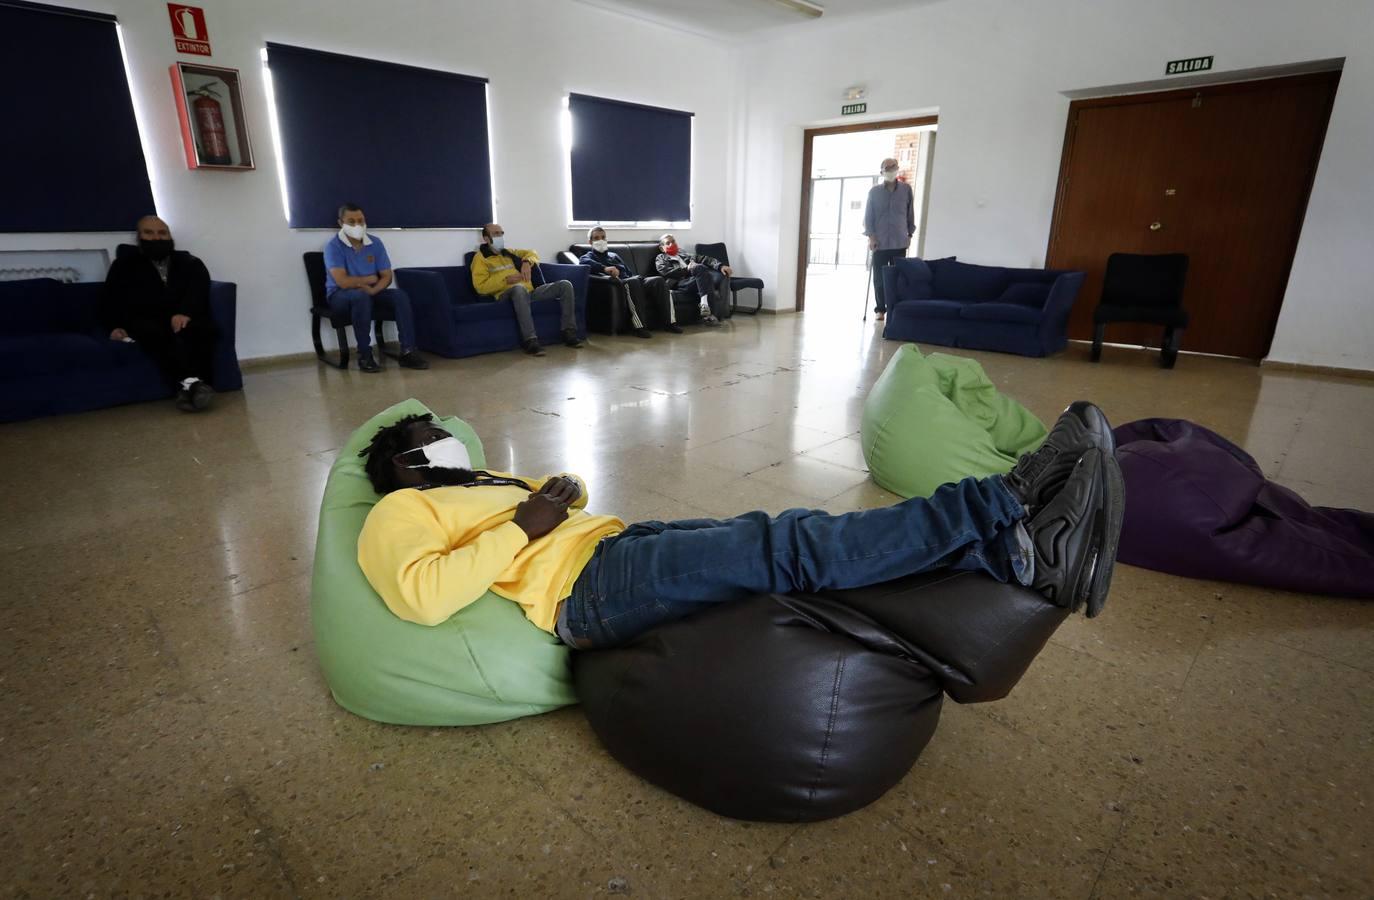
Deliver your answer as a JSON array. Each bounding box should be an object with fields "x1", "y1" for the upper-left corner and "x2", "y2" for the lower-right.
[
  {"x1": 881, "y1": 169, "x2": 898, "y2": 183},
  {"x1": 490, "y1": 236, "x2": 505, "y2": 251},
  {"x1": 591, "y1": 239, "x2": 609, "y2": 253},
  {"x1": 342, "y1": 223, "x2": 367, "y2": 240},
  {"x1": 399, "y1": 437, "x2": 472, "y2": 472}
]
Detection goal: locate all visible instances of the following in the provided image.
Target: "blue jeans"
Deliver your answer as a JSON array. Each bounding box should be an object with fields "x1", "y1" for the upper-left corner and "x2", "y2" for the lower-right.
[
  {"x1": 559, "y1": 475, "x2": 1031, "y2": 649},
  {"x1": 327, "y1": 287, "x2": 417, "y2": 358}
]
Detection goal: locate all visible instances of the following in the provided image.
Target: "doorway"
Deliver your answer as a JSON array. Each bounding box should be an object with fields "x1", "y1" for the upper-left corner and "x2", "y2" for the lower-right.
[
  {"x1": 797, "y1": 116, "x2": 938, "y2": 314},
  {"x1": 1047, "y1": 71, "x2": 1340, "y2": 360}
]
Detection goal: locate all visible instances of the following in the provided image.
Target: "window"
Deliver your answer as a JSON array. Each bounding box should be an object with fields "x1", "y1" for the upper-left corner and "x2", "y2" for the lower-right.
[
  {"x1": 263, "y1": 43, "x2": 492, "y2": 228},
  {"x1": 566, "y1": 93, "x2": 693, "y2": 227},
  {"x1": 0, "y1": 1, "x2": 154, "y2": 232}
]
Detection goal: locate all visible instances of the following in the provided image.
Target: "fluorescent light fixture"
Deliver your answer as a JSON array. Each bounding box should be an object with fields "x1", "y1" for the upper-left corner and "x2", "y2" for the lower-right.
[{"x1": 772, "y1": 0, "x2": 824, "y2": 18}]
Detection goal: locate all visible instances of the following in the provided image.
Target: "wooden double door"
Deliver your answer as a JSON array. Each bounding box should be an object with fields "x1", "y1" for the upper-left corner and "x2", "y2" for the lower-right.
[{"x1": 1047, "y1": 71, "x2": 1340, "y2": 359}]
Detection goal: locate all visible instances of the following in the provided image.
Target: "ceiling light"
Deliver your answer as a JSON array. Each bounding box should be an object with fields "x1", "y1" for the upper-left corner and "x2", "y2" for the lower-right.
[{"x1": 772, "y1": 0, "x2": 824, "y2": 19}]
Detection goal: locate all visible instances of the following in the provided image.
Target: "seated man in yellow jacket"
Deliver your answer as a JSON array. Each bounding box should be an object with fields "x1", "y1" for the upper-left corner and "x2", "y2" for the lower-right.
[
  {"x1": 470, "y1": 223, "x2": 583, "y2": 357},
  {"x1": 357, "y1": 406, "x2": 1125, "y2": 650}
]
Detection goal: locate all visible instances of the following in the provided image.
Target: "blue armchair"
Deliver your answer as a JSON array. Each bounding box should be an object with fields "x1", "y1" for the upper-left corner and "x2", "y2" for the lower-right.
[
  {"x1": 0, "y1": 276, "x2": 242, "y2": 422},
  {"x1": 881, "y1": 258, "x2": 1085, "y2": 357},
  {"x1": 395, "y1": 262, "x2": 589, "y2": 359}
]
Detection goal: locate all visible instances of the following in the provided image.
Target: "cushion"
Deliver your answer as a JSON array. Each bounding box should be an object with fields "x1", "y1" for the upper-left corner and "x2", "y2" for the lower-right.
[
  {"x1": 0, "y1": 332, "x2": 121, "y2": 378},
  {"x1": 1114, "y1": 419, "x2": 1374, "y2": 597},
  {"x1": 895, "y1": 299, "x2": 964, "y2": 319},
  {"x1": 574, "y1": 569, "x2": 1067, "y2": 822},
  {"x1": 958, "y1": 302, "x2": 1043, "y2": 325},
  {"x1": 0, "y1": 278, "x2": 59, "y2": 336},
  {"x1": 861, "y1": 345, "x2": 1048, "y2": 498},
  {"x1": 890, "y1": 258, "x2": 934, "y2": 300},
  {"x1": 311, "y1": 398, "x2": 577, "y2": 725},
  {"x1": 998, "y1": 283, "x2": 1051, "y2": 308},
  {"x1": 930, "y1": 259, "x2": 1010, "y2": 301}
]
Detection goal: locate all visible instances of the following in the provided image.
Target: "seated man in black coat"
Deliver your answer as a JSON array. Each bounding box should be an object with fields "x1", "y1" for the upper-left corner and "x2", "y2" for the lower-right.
[
  {"x1": 102, "y1": 215, "x2": 217, "y2": 412},
  {"x1": 576, "y1": 227, "x2": 680, "y2": 336}
]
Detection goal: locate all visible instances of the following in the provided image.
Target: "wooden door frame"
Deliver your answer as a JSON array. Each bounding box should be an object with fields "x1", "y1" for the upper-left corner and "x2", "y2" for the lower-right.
[
  {"x1": 796, "y1": 115, "x2": 938, "y2": 312},
  {"x1": 1045, "y1": 71, "x2": 1341, "y2": 355}
]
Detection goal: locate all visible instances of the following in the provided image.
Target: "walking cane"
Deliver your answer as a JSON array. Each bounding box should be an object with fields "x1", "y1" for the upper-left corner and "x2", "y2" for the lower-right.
[{"x1": 862, "y1": 247, "x2": 873, "y2": 322}]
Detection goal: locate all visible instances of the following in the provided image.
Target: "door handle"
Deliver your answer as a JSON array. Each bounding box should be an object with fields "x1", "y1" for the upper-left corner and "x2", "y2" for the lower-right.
[{"x1": 1149, "y1": 222, "x2": 1163, "y2": 231}]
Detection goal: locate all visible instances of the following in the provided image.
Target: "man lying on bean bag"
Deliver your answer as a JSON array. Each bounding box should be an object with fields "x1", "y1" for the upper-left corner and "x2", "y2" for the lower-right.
[{"x1": 356, "y1": 404, "x2": 1125, "y2": 649}]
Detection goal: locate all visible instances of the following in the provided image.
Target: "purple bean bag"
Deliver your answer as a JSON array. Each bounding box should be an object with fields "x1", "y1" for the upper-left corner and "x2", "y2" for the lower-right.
[{"x1": 1113, "y1": 419, "x2": 1374, "y2": 597}]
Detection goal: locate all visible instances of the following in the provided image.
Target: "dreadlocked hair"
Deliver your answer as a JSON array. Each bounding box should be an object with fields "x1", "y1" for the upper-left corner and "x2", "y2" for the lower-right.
[{"x1": 358, "y1": 412, "x2": 434, "y2": 495}]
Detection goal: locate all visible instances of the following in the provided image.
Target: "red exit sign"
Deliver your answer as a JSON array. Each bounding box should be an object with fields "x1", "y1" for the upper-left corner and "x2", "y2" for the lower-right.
[{"x1": 168, "y1": 4, "x2": 211, "y2": 56}]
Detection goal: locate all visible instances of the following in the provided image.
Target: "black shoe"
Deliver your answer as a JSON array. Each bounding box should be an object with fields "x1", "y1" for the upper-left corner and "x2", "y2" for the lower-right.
[
  {"x1": 562, "y1": 329, "x2": 585, "y2": 348},
  {"x1": 632, "y1": 328, "x2": 653, "y2": 339},
  {"x1": 666, "y1": 323, "x2": 684, "y2": 334},
  {"x1": 175, "y1": 380, "x2": 213, "y2": 412},
  {"x1": 522, "y1": 339, "x2": 546, "y2": 357},
  {"x1": 398, "y1": 349, "x2": 429, "y2": 370},
  {"x1": 358, "y1": 354, "x2": 381, "y2": 373},
  {"x1": 1026, "y1": 447, "x2": 1124, "y2": 617},
  {"x1": 701, "y1": 314, "x2": 721, "y2": 327},
  {"x1": 1006, "y1": 401, "x2": 1115, "y2": 512}
]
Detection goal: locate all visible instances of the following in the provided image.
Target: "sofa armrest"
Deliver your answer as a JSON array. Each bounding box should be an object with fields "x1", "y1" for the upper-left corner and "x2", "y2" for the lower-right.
[
  {"x1": 881, "y1": 266, "x2": 902, "y2": 305},
  {"x1": 396, "y1": 267, "x2": 460, "y2": 357},
  {"x1": 208, "y1": 281, "x2": 243, "y2": 391},
  {"x1": 1038, "y1": 271, "x2": 1085, "y2": 349}
]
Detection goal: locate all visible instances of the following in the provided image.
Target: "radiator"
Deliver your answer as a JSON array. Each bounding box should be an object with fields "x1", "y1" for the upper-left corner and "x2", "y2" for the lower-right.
[{"x1": 0, "y1": 265, "x2": 82, "y2": 283}]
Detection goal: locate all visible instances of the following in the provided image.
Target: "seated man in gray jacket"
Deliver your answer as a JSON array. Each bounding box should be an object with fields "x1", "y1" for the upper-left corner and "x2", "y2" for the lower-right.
[{"x1": 654, "y1": 233, "x2": 732, "y2": 327}]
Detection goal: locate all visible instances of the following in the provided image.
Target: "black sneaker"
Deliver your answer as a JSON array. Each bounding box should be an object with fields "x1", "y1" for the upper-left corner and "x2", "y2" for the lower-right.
[
  {"x1": 1026, "y1": 447, "x2": 1124, "y2": 617},
  {"x1": 632, "y1": 328, "x2": 653, "y2": 339},
  {"x1": 189, "y1": 380, "x2": 214, "y2": 411},
  {"x1": 562, "y1": 329, "x2": 585, "y2": 348},
  {"x1": 522, "y1": 339, "x2": 546, "y2": 357},
  {"x1": 666, "y1": 323, "x2": 684, "y2": 334},
  {"x1": 1007, "y1": 401, "x2": 1115, "y2": 512},
  {"x1": 398, "y1": 349, "x2": 430, "y2": 370},
  {"x1": 175, "y1": 386, "x2": 195, "y2": 412},
  {"x1": 358, "y1": 354, "x2": 381, "y2": 373},
  {"x1": 701, "y1": 314, "x2": 721, "y2": 327}
]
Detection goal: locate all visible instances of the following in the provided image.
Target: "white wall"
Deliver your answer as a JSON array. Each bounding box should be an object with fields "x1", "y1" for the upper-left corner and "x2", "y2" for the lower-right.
[
  {"x1": 732, "y1": 0, "x2": 1374, "y2": 371},
  {"x1": 0, "y1": 0, "x2": 734, "y2": 361}
]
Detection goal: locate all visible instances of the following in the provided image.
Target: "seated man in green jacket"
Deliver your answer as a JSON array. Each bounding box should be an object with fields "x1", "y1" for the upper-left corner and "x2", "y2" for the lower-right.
[
  {"x1": 356, "y1": 403, "x2": 1124, "y2": 650},
  {"x1": 470, "y1": 223, "x2": 583, "y2": 357}
]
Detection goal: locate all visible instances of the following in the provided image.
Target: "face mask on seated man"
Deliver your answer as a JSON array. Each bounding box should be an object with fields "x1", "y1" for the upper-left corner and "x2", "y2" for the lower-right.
[{"x1": 355, "y1": 407, "x2": 1126, "y2": 652}]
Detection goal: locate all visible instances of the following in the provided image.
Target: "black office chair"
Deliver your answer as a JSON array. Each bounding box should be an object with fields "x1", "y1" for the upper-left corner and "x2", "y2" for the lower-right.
[
  {"x1": 303, "y1": 251, "x2": 395, "y2": 369},
  {"x1": 695, "y1": 242, "x2": 764, "y2": 315},
  {"x1": 1091, "y1": 253, "x2": 1190, "y2": 369}
]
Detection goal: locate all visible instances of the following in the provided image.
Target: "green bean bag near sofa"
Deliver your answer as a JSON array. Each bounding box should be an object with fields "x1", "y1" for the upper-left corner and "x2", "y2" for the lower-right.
[
  {"x1": 861, "y1": 345, "x2": 1048, "y2": 499},
  {"x1": 311, "y1": 398, "x2": 577, "y2": 725}
]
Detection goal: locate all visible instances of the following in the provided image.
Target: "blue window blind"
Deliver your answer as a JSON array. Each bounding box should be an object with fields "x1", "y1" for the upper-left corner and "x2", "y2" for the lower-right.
[
  {"x1": 265, "y1": 43, "x2": 492, "y2": 228},
  {"x1": 0, "y1": 1, "x2": 154, "y2": 232},
  {"x1": 569, "y1": 93, "x2": 692, "y2": 223}
]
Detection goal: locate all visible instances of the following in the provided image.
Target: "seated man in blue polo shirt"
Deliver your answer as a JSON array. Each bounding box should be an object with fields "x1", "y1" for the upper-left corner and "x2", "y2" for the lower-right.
[{"x1": 323, "y1": 202, "x2": 429, "y2": 373}]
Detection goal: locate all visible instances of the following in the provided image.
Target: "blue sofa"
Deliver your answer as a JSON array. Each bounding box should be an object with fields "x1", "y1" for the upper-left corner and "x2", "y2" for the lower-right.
[
  {"x1": 395, "y1": 263, "x2": 589, "y2": 359},
  {"x1": 881, "y1": 257, "x2": 1085, "y2": 357},
  {"x1": 0, "y1": 277, "x2": 242, "y2": 423}
]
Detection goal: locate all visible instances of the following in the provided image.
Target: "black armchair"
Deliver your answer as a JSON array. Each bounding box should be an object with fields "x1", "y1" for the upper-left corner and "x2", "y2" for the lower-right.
[
  {"x1": 303, "y1": 251, "x2": 397, "y2": 369},
  {"x1": 694, "y1": 241, "x2": 764, "y2": 315},
  {"x1": 1092, "y1": 253, "x2": 1190, "y2": 369}
]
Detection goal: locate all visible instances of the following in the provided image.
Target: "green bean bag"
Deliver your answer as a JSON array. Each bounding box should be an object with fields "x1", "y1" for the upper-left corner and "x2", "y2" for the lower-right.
[
  {"x1": 311, "y1": 398, "x2": 577, "y2": 725},
  {"x1": 861, "y1": 345, "x2": 1048, "y2": 499}
]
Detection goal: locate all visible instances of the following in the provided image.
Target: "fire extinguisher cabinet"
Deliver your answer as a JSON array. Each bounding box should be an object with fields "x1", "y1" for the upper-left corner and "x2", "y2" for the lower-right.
[{"x1": 170, "y1": 62, "x2": 255, "y2": 170}]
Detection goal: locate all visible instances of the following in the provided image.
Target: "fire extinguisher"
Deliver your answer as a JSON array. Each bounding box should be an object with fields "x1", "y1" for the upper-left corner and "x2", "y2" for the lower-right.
[{"x1": 190, "y1": 85, "x2": 232, "y2": 165}]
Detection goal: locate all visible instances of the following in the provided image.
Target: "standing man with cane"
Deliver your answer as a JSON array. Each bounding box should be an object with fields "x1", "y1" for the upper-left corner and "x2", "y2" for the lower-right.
[{"x1": 862, "y1": 157, "x2": 915, "y2": 321}]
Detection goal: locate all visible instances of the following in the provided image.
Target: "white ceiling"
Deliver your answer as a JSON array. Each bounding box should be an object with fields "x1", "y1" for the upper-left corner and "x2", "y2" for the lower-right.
[{"x1": 573, "y1": 0, "x2": 945, "y2": 40}]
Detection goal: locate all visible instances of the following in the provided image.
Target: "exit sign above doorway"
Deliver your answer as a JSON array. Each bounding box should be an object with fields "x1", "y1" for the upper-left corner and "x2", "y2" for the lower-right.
[
  {"x1": 1165, "y1": 55, "x2": 1213, "y2": 75},
  {"x1": 841, "y1": 102, "x2": 867, "y2": 116}
]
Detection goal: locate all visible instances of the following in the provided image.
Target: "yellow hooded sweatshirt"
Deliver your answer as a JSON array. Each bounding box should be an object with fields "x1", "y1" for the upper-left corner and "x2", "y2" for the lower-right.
[
  {"x1": 357, "y1": 472, "x2": 624, "y2": 631},
  {"x1": 471, "y1": 246, "x2": 540, "y2": 297}
]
